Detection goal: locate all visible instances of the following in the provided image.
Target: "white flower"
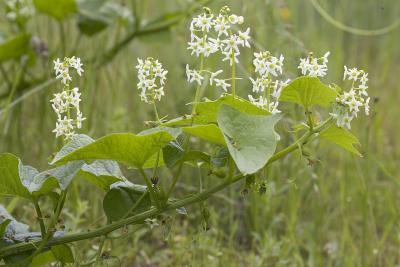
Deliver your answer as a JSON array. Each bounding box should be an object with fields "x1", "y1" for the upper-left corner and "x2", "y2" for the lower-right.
[
  {"x1": 209, "y1": 70, "x2": 223, "y2": 85},
  {"x1": 214, "y1": 78, "x2": 231, "y2": 92},
  {"x1": 213, "y1": 14, "x2": 230, "y2": 37},
  {"x1": 53, "y1": 57, "x2": 84, "y2": 85},
  {"x1": 186, "y1": 64, "x2": 203, "y2": 85},
  {"x1": 331, "y1": 66, "x2": 370, "y2": 129},
  {"x1": 192, "y1": 13, "x2": 214, "y2": 32},
  {"x1": 238, "y1": 28, "x2": 251, "y2": 48},
  {"x1": 298, "y1": 52, "x2": 329, "y2": 77},
  {"x1": 136, "y1": 57, "x2": 168, "y2": 104}
]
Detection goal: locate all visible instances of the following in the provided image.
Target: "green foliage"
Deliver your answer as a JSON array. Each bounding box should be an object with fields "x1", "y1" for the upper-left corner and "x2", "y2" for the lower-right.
[
  {"x1": 33, "y1": 0, "x2": 77, "y2": 20},
  {"x1": 0, "y1": 220, "x2": 11, "y2": 239},
  {"x1": 183, "y1": 124, "x2": 225, "y2": 145},
  {"x1": 217, "y1": 105, "x2": 281, "y2": 175},
  {"x1": 79, "y1": 160, "x2": 125, "y2": 191},
  {"x1": 320, "y1": 125, "x2": 362, "y2": 156},
  {"x1": 77, "y1": 0, "x2": 133, "y2": 36},
  {"x1": 164, "y1": 95, "x2": 269, "y2": 126},
  {"x1": 51, "y1": 132, "x2": 174, "y2": 168},
  {"x1": 0, "y1": 154, "x2": 31, "y2": 199},
  {"x1": 0, "y1": 33, "x2": 31, "y2": 63},
  {"x1": 51, "y1": 244, "x2": 74, "y2": 263},
  {"x1": 103, "y1": 184, "x2": 150, "y2": 222},
  {"x1": 279, "y1": 76, "x2": 337, "y2": 108}
]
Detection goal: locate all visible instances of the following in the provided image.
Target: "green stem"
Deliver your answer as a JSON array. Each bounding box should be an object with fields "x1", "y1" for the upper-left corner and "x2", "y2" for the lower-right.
[
  {"x1": 138, "y1": 168, "x2": 160, "y2": 209},
  {"x1": 231, "y1": 51, "x2": 236, "y2": 98},
  {"x1": 305, "y1": 108, "x2": 314, "y2": 131},
  {"x1": 33, "y1": 199, "x2": 46, "y2": 238},
  {"x1": 267, "y1": 117, "x2": 333, "y2": 165},
  {"x1": 0, "y1": 174, "x2": 245, "y2": 258},
  {"x1": 20, "y1": 190, "x2": 68, "y2": 264},
  {"x1": 153, "y1": 102, "x2": 160, "y2": 123}
]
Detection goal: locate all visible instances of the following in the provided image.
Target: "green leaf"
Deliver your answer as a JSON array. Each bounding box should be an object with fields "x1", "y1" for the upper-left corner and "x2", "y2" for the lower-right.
[
  {"x1": 33, "y1": 0, "x2": 77, "y2": 20},
  {"x1": 0, "y1": 220, "x2": 11, "y2": 239},
  {"x1": 164, "y1": 95, "x2": 270, "y2": 127},
  {"x1": 103, "y1": 184, "x2": 150, "y2": 222},
  {"x1": 19, "y1": 161, "x2": 85, "y2": 196},
  {"x1": 79, "y1": 160, "x2": 124, "y2": 191},
  {"x1": 30, "y1": 251, "x2": 56, "y2": 267},
  {"x1": 51, "y1": 132, "x2": 174, "y2": 168},
  {"x1": 0, "y1": 153, "x2": 31, "y2": 199},
  {"x1": 183, "y1": 124, "x2": 226, "y2": 146},
  {"x1": 320, "y1": 125, "x2": 362, "y2": 156},
  {"x1": 279, "y1": 76, "x2": 337, "y2": 108},
  {"x1": 162, "y1": 140, "x2": 184, "y2": 169},
  {"x1": 77, "y1": 0, "x2": 133, "y2": 36},
  {"x1": 51, "y1": 244, "x2": 74, "y2": 263},
  {"x1": 0, "y1": 33, "x2": 31, "y2": 63},
  {"x1": 217, "y1": 105, "x2": 281, "y2": 175}
]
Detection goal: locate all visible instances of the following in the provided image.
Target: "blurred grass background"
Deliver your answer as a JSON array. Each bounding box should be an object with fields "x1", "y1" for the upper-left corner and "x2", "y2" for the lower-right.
[{"x1": 1, "y1": 0, "x2": 400, "y2": 266}]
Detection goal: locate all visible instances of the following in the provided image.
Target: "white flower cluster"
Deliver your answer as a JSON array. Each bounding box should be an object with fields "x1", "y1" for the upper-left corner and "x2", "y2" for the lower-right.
[
  {"x1": 53, "y1": 56, "x2": 84, "y2": 84},
  {"x1": 5, "y1": 0, "x2": 35, "y2": 22},
  {"x1": 51, "y1": 57, "x2": 85, "y2": 140},
  {"x1": 187, "y1": 6, "x2": 250, "y2": 65},
  {"x1": 298, "y1": 52, "x2": 330, "y2": 77},
  {"x1": 248, "y1": 51, "x2": 290, "y2": 114},
  {"x1": 136, "y1": 58, "x2": 168, "y2": 104},
  {"x1": 330, "y1": 66, "x2": 370, "y2": 129}
]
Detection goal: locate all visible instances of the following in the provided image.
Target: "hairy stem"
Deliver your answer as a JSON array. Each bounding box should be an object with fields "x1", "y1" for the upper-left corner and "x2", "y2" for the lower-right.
[{"x1": 33, "y1": 199, "x2": 46, "y2": 238}]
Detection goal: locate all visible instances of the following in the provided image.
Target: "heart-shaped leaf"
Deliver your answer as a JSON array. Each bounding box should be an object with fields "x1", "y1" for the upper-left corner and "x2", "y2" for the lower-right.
[
  {"x1": 51, "y1": 132, "x2": 174, "y2": 168},
  {"x1": 279, "y1": 76, "x2": 337, "y2": 108},
  {"x1": 217, "y1": 105, "x2": 281, "y2": 175}
]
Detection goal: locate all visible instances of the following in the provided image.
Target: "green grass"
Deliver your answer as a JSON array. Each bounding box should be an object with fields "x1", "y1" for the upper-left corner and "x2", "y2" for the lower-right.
[{"x1": 1, "y1": 0, "x2": 400, "y2": 266}]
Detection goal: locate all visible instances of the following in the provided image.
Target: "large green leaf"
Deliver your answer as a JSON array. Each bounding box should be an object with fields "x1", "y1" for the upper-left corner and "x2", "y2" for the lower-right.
[
  {"x1": 0, "y1": 33, "x2": 31, "y2": 63},
  {"x1": 164, "y1": 95, "x2": 270, "y2": 127},
  {"x1": 79, "y1": 160, "x2": 124, "y2": 191},
  {"x1": 217, "y1": 105, "x2": 281, "y2": 175},
  {"x1": 103, "y1": 184, "x2": 150, "y2": 222},
  {"x1": 320, "y1": 125, "x2": 362, "y2": 156},
  {"x1": 19, "y1": 161, "x2": 85, "y2": 195},
  {"x1": 51, "y1": 132, "x2": 174, "y2": 168},
  {"x1": 33, "y1": 0, "x2": 77, "y2": 20},
  {"x1": 279, "y1": 76, "x2": 337, "y2": 108},
  {"x1": 183, "y1": 124, "x2": 226, "y2": 146},
  {"x1": 0, "y1": 154, "x2": 31, "y2": 199}
]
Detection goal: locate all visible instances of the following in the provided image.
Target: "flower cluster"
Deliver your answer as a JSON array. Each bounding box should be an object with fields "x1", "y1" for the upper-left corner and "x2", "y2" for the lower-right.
[
  {"x1": 5, "y1": 0, "x2": 35, "y2": 22},
  {"x1": 248, "y1": 51, "x2": 290, "y2": 114},
  {"x1": 187, "y1": 6, "x2": 250, "y2": 65},
  {"x1": 330, "y1": 66, "x2": 370, "y2": 129},
  {"x1": 136, "y1": 58, "x2": 168, "y2": 104},
  {"x1": 298, "y1": 52, "x2": 330, "y2": 77},
  {"x1": 51, "y1": 57, "x2": 85, "y2": 140},
  {"x1": 186, "y1": 7, "x2": 250, "y2": 93},
  {"x1": 54, "y1": 56, "x2": 84, "y2": 85}
]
